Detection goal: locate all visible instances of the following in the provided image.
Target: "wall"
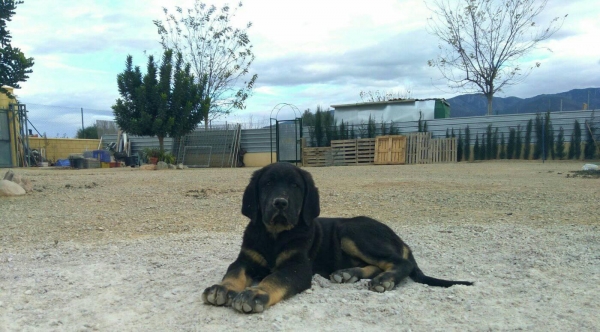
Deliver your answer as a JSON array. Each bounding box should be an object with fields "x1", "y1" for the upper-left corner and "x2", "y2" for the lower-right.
[
  {"x1": 332, "y1": 99, "x2": 437, "y2": 125},
  {"x1": 1, "y1": 86, "x2": 18, "y2": 167},
  {"x1": 28, "y1": 137, "x2": 101, "y2": 161},
  {"x1": 243, "y1": 152, "x2": 277, "y2": 167}
]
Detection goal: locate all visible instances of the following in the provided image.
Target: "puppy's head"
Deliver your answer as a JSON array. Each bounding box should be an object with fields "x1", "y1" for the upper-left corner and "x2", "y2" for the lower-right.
[{"x1": 242, "y1": 163, "x2": 320, "y2": 234}]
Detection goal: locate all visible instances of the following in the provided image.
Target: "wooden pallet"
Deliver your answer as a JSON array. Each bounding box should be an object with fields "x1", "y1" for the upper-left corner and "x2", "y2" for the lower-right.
[
  {"x1": 429, "y1": 137, "x2": 457, "y2": 163},
  {"x1": 331, "y1": 139, "x2": 357, "y2": 166},
  {"x1": 405, "y1": 133, "x2": 432, "y2": 164},
  {"x1": 356, "y1": 138, "x2": 376, "y2": 164},
  {"x1": 374, "y1": 136, "x2": 406, "y2": 165},
  {"x1": 302, "y1": 147, "x2": 332, "y2": 167}
]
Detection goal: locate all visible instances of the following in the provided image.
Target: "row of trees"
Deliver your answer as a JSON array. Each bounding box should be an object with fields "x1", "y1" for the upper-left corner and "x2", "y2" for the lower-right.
[
  {"x1": 301, "y1": 106, "x2": 597, "y2": 160},
  {"x1": 454, "y1": 113, "x2": 597, "y2": 161},
  {"x1": 301, "y1": 107, "x2": 401, "y2": 147}
]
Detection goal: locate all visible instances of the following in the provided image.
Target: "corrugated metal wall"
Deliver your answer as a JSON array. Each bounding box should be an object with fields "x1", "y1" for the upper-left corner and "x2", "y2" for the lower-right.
[
  {"x1": 422, "y1": 110, "x2": 594, "y2": 144},
  {"x1": 100, "y1": 110, "x2": 596, "y2": 154}
]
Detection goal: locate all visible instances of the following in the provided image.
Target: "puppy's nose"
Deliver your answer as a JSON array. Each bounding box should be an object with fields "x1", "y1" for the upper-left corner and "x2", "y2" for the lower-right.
[{"x1": 273, "y1": 198, "x2": 288, "y2": 210}]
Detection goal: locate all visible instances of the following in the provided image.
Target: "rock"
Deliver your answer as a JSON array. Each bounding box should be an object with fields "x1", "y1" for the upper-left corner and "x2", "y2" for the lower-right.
[
  {"x1": 3, "y1": 169, "x2": 14, "y2": 181},
  {"x1": 156, "y1": 161, "x2": 168, "y2": 170},
  {"x1": 140, "y1": 164, "x2": 156, "y2": 171},
  {"x1": 3, "y1": 170, "x2": 33, "y2": 193},
  {"x1": 168, "y1": 164, "x2": 176, "y2": 170},
  {"x1": 0, "y1": 179, "x2": 26, "y2": 196},
  {"x1": 177, "y1": 164, "x2": 185, "y2": 170}
]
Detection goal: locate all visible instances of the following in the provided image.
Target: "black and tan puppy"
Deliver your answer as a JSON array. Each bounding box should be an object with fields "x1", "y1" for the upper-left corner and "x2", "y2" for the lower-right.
[{"x1": 202, "y1": 162, "x2": 473, "y2": 313}]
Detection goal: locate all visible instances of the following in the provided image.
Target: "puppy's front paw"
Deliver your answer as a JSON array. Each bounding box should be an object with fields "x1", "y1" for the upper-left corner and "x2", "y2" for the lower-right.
[
  {"x1": 231, "y1": 288, "x2": 269, "y2": 314},
  {"x1": 202, "y1": 284, "x2": 237, "y2": 306}
]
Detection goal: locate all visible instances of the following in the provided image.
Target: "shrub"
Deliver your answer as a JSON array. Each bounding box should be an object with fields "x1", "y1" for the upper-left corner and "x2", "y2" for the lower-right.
[{"x1": 524, "y1": 119, "x2": 533, "y2": 159}]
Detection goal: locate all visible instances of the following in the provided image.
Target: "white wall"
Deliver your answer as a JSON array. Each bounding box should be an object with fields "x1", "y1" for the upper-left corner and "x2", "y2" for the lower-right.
[{"x1": 333, "y1": 100, "x2": 435, "y2": 125}]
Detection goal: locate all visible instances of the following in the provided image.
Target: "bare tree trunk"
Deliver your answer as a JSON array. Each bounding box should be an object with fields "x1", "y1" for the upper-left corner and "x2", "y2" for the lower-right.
[{"x1": 487, "y1": 95, "x2": 493, "y2": 116}]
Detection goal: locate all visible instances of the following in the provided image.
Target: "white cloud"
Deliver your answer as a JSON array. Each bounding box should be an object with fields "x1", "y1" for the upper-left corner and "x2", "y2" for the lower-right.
[{"x1": 5, "y1": 0, "x2": 600, "y2": 136}]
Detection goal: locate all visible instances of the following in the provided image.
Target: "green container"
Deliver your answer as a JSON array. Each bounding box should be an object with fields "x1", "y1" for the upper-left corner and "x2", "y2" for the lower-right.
[{"x1": 434, "y1": 99, "x2": 451, "y2": 119}]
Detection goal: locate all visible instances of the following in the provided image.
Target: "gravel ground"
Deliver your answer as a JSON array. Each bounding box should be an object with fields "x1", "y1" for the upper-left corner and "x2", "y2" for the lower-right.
[{"x1": 0, "y1": 161, "x2": 599, "y2": 331}]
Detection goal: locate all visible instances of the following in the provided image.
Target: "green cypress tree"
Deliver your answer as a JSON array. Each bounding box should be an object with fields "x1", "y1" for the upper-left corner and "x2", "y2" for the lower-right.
[
  {"x1": 568, "y1": 129, "x2": 575, "y2": 159},
  {"x1": 544, "y1": 111, "x2": 555, "y2": 159},
  {"x1": 464, "y1": 126, "x2": 471, "y2": 161},
  {"x1": 457, "y1": 129, "x2": 464, "y2": 162},
  {"x1": 507, "y1": 128, "x2": 516, "y2": 159},
  {"x1": 533, "y1": 114, "x2": 543, "y2": 159},
  {"x1": 524, "y1": 119, "x2": 533, "y2": 159},
  {"x1": 314, "y1": 107, "x2": 324, "y2": 147},
  {"x1": 555, "y1": 127, "x2": 566, "y2": 160},
  {"x1": 493, "y1": 127, "x2": 499, "y2": 159},
  {"x1": 486, "y1": 124, "x2": 493, "y2": 159},
  {"x1": 573, "y1": 120, "x2": 582, "y2": 159},
  {"x1": 480, "y1": 134, "x2": 487, "y2": 160},
  {"x1": 583, "y1": 119, "x2": 596, "y2": 159},
  {"x1": 473, "y1": 133, "x2": 480, "y2": 160},
  {"x1": 515, "y1": 124, "x2": 523, "y2": 159},
  {"x1": 446, "y1": 128, "x2": 450, "y2": 138},
  {"x1": 499, "y1": 132, "x2": 506, "y2": 159}
]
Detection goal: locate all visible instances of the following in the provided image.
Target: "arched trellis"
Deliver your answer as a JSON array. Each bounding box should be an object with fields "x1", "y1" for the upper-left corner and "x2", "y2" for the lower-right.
[{"x1": 269, "y1": 103, "x2": 303, "y2": 164}]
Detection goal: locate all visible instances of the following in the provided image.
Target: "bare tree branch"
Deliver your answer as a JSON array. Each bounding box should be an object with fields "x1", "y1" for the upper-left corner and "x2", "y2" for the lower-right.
[
  {"x1": 154, "y1": 1, "x2": 258, "y2": 128},
  {"x1": 426, "y1": 0, "x2": 566, "y2": 115}
]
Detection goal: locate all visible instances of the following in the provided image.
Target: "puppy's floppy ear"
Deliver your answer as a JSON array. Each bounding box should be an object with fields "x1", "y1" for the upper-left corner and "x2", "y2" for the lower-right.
[
  {"x1": 299, "y1": 168, "x2": 320, "y2": 225},
  {"x1": 241, "y1": 168, "x2": 263, "y2": 223}
]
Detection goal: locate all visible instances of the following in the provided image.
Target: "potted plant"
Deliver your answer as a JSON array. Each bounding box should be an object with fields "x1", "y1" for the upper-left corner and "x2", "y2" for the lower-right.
[{"x1": 143, "y1": 148, "x2": 161, "y2": 165}]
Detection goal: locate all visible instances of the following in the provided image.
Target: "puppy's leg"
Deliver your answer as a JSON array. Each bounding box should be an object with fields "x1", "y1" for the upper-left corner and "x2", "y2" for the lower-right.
[
  {"x1": 203, "y1": 248, "x2": 269, "y2": 307},
  {"x1": 231, "y1": 251, "x2": 312, "y2": 314},
  {"x1": 340, "y1": 237, "x2": 414, "y2": 292}
]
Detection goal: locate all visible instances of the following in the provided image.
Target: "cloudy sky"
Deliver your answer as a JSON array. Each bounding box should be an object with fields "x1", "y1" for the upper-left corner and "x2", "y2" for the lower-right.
[{"x1": 7, "y1": 0, "x2": 600, "y2": 137}]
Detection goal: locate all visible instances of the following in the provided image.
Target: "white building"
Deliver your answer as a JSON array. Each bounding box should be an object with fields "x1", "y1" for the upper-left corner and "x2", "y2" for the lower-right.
[{"x1": 331, "y1": 98, "x2": 450, "y2": 125}]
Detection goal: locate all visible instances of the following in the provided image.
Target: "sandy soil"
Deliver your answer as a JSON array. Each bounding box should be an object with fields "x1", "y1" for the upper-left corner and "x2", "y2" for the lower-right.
[{"x1": 1, "y1": 161, "x2": 599, "y2": 331}]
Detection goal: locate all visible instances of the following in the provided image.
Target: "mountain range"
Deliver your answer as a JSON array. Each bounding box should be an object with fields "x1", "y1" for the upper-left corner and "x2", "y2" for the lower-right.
[{"x1": 446, "y1": 88, "x2": 600, "y2": 118}]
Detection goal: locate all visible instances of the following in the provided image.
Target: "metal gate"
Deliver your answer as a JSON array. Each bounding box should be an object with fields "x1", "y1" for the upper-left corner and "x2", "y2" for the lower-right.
[
  {"x1": 0, "y1": 109, "x2": 12, "y2": 167},
  {"x1": 274, "y1": 118, "x2": 302, "y2": 164}
]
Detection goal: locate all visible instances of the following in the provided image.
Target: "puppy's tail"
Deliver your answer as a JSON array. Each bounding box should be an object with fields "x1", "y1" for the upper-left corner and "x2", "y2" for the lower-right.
[{"x1": 409, "y1": 256, "x2": 473, "y2": 287}]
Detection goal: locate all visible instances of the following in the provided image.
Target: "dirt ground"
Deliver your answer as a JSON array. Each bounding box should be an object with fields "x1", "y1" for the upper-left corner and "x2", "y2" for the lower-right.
[{"x1": 1, "y1": 161, "x2": 599, "y2": 331}]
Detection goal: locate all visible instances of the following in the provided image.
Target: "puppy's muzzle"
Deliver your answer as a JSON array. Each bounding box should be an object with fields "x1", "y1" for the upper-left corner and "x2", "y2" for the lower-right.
[{"x1": 272, "y1": 197, "x2": 288, "y2": 210}]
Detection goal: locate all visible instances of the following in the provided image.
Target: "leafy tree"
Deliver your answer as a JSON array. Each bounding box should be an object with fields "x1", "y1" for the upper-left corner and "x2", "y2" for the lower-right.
[
  {"x1": 515, "y1": 124, "x2": 523, "y2": 159},
  {"x1": 507, "y1": 128, "x2": 516, "y2": 159},
  {"x1": 76, "y1": 124, "x2": 99, "y2": 139},
  {"x1": 555, "y1": 127, "x2": 565, "y2": 160},
  {"x1": 427, "y1": 0, "x2": 565, "y2": 115},
  {"x1": 112, "y1": 50, "x2": 209, "y2": 151},
  {"x1": 0, "y1": 0, "x2": 34, "y2": 95},
  {"x1": 154, "y1": 1, "x2": 257, "y2": 128},
  {"x1": 464, "y1": 125, "x2": 471, "y2": 161},
  {"x1": 524, "y1": 119, "x2": 533, "y2": 159}
]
